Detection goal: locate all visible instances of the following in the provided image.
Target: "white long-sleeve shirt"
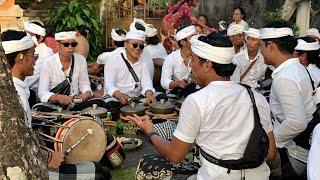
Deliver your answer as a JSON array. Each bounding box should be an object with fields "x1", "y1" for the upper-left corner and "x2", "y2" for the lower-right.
[
  {"x1": 231, "y1": 50, "x2": 267, "y2": 88},
  {"x1": 104, "y1": 51, "x2": 155, "y2": 97},
  {"x1": 97, "y1": 47, "x2": 125, "y2": 64},
  {"x1": 25, "y1": 43, "x2": 54, "y2": 91},
  {"x1": 173, "y1": 81, "x2": 272, "y2": 179},
  {"x1": 38, "y1": 53, "x2": 92, "y2": 103},
  {"x1": 270, "y1": 58, "x2": 316, "y2": 163},
  {"x1": 146, "y1": 43, "x2": 168, "y2": 59},
  {"x1": 13, "y1": 77, "x2": 31, "y2": 127},
  {"x1": 307, "y1": 63, "x2": 320, "y2": 88},
  {"x1": 161, "y1": 49, "x2": 190, "y2": 90}
]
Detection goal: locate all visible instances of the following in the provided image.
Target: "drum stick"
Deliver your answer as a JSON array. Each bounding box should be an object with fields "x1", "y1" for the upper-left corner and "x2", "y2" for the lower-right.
[
  {"x1": 40, "y1": 145, "x2": 55, "y2": 152},
  {"x1": 64, "y1": 129, "x2": 93, "y2": 155},
  {"x1": 35, "y1": 131, "x2": 63, "y2": 143}
]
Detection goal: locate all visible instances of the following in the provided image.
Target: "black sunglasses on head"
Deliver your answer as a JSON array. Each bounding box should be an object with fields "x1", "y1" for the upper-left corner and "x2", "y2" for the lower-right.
[
  {"x1": 129, "y1": 42, "x2": 145, "y2": 50},
  {"x1": 61, "y1": 42, "x2": 78, "y2": 47}
]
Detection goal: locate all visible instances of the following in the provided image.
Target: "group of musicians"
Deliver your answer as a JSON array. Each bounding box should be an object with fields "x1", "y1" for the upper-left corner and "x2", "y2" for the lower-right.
[{"x1": 1, "y1": 10, "x2": 320, "y2": 180}]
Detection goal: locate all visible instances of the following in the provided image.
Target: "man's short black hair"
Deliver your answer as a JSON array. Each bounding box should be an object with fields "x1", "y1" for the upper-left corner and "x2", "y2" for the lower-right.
[
  {"x1": 296, "y1": 36, "x2": 320, "y2": 68},
  {"x1": 197, "y1": 32, "x2": 236, "y2": 77},
  {"x1": 1, "y1": 30, "x2": 28, "y2": 68},
  {"x1": 147, "y1": 36, "x2": 159, "y2": 45},
  {"x1": 262, "y1": 20, "x2": 298, "y2": 55}
]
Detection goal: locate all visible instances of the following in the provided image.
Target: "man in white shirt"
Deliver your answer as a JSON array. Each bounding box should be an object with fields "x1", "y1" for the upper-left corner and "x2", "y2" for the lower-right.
[
  {"x1": 161, "y1": 25, "x2": 196, "y2": 97},
  {"x1": 23, "y1": 21, "x2": 54, "y2": 91},
  {"x1": 38, "y1": 30, "x2": 92, "y2": 106},
  {"x1": 307, "y1": 124, "x2": 320, "y2": 180},
  {"x1": 104, "y1": 28, "x2": 156, "y2": 105},
  {"x1": 97, "y1": 28, "x2": 127, "y2": 65},
  {"x1": 231, "y1": 28, "x2": 268, "y2": 88},
  {"x1": 1, "y1": 30, "x2": 65, "y2": 169},
  {"x1": 227, "y1": 24, "x2": 246, "y2": 54},
  {"x1": 129, "y1": 33, "x2": 276, "y2": 179},
  {"x1": 260, "y1": 20, "x2": 316, "y2": 178}
]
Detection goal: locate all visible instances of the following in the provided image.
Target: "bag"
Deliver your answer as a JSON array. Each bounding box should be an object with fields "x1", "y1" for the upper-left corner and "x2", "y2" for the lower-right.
[
  {"x1": 293, "y1": 69, "x2": 320, "y2": 149},
  {"x1": 50, "y1": 55, "x2": 75, "y2": 95},
  {"x1": 200, "y1": 84, "x2": 269, "y2": 170}
]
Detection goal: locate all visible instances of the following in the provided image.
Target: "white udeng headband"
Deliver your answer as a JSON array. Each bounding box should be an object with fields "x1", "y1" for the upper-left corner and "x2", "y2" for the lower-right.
[
  {"x1": 175, "y1": 25, "x2": 196, "y2": 41},
  {"x1": 130, "y1": 18, "x2": 147, "y2": 32},
  {"x1": 244, "y1": 28, "x2": 260, "y2": 39},
  {"x1": 23, "y1": 20, "x2": 46, "y2": 37},
  {"x1": 125, "y1": 30, "x2": 146, "y2": 42},
  {"x1": 145, "y1": 25, "x2": 157, "y2": 37},
  {"x1": 260, "y1": 27, "x2": 293, "y2": 39},
  {"x1": 190, "y1": 35, "x2": 235, "y2": 64},
  {"x1": 111, "y1": 28, "x2": 126, "y2": 41},
  {"x1": 295, "y1": 39, "x2": 320, "y2": 51},
  {"x1": 2, "y1": 35, "x2": 35, "y2": 54},
  {"x1": 55, "y1": 31, "x2": 77, "y2": 41}
]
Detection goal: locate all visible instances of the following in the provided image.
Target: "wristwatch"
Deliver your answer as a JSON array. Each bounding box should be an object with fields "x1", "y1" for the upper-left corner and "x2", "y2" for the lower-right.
[{"x1": 146, "y1": 131, "x2": 159, "y2": 145}]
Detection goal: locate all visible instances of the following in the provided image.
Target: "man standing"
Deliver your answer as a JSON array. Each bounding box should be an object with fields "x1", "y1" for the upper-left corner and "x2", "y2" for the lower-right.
[
  {"x1": 227, "y1": 24, "x2": 245, "y2": 54},
  {"x1": 260, "y1": 20, "x2": 316, "y2": 178},
  {"x1": 231, "y1": 28, "x2": 268, "y2": 88},
  {"x1": 129, "y1": 33, "x2": 276, "y2": 179},
  {"x1": 103, "y1": 27, "x2": 156, "y2": 105}
]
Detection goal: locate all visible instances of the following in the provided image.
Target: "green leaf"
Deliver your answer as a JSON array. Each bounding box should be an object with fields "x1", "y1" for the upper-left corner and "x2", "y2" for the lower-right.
[{"x1": 76, "y1": 14, "x2": 85, "y2": 25}]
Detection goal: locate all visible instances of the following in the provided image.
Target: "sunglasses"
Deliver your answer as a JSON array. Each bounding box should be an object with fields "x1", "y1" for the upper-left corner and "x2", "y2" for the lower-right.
[
  {"x1": 61, "y1": 42, "x2": 78, "y2": 47},
  {"x1": 129, "y1": 42, "x2": 145, "y2": 50}
]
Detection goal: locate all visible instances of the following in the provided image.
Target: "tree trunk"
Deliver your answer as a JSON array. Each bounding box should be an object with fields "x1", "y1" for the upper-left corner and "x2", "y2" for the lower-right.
[
  {"x1": 282, "y1": 0, "x2": 303, "y2": 21},
  {"x1": 0, "y1": 50, "x2": 48, "y2": 178},
  {"x1": 296, "y1": 1, "x2": 311, "y2": 37}
]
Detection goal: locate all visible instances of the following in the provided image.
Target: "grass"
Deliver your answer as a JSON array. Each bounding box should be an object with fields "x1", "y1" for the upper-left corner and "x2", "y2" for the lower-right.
[{"x1": 109, "y1": 167, "x2": 136, "y2": 180}]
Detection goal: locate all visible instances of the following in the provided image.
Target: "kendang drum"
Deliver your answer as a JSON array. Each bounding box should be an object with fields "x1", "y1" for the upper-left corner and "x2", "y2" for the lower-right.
[
  {"x1": 54, "y1": 117, "x2": 107, "y2": 164},
  {"x1": 100, "y1": 133, "x2": 126, "y2": 168}
]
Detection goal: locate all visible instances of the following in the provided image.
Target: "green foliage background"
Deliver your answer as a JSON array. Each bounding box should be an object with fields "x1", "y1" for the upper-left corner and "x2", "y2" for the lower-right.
[{"x1": 47, "y1": 0, "x2": 101, "y2": 61}]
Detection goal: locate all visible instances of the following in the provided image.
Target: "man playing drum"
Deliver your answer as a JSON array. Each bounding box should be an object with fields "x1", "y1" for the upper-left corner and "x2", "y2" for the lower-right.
[
  {"x1": 129, "y1": 33, "x2": 276, "y2": 179},
  {"x1": 38, "y1": 30, "x2": 92, "y2": 106},
  {"x1": 2, "y1": 30, "x2": 111, "y2": 179}
]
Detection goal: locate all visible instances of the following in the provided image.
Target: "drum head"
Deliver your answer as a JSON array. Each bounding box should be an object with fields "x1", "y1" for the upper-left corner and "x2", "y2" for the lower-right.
[{"x1": 61, "y1": 119, "x2": 106, "y2": 164}]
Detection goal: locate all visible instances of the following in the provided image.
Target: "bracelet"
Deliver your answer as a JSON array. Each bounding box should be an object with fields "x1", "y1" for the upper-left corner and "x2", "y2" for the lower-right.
[{"x1": 146, "y1": 131, "x2": 159, "y2": 145}]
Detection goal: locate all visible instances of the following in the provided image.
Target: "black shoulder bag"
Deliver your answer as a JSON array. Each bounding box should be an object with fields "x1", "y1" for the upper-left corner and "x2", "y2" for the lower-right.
[
  {"x1": 293, "y1": 69, "x2": 320, "y2": 149},
  {"x1": 50, "y1": 55, "x2": 75, "y2": 96},
  {"x1": 200, "y1": 84, "x2": 269, "y2": 170}
]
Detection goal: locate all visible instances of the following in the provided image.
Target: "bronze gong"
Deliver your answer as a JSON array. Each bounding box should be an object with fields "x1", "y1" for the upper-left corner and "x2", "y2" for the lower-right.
[
  {"x1": 120, "y1": 102, "x2": 146, "y2": 116},
  {"x1": 150, "y1": 99, "x2": 176, "y2": 114},
  {"x1": 82, "y1": 104, "x2": 108, "y2": 118}
]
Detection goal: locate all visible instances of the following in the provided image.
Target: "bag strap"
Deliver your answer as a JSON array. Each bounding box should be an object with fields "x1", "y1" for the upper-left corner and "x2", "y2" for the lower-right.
[
  {"x1": 120, "y1": 53, "x2": 139, "y2": 82},
  {"x1": 240, "y1": 84, "x2": 262, "y2": 127},
  {"x1": 66, "y1": 55, "x2": 75, "y2": 83},
  {"x1": 240, "y1": 60, "x2": 258, "y2": 82},
  {"x1": 305, "y1": 68, "x2": 315, "y2": 91}
]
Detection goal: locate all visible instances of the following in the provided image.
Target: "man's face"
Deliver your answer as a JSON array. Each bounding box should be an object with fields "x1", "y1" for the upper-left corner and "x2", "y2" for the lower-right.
[
  {"x1": 21, "y1": 47, "x2": 36, "y2": 76},
  {"x1": 198, "y1": 16, "x2": 207, "y2": 25},
  {"x1": 125, "y1": 39, "x2": 145, "y2": 59},
  {"x1": 230, "y1": 33, "x2": 245, "y2": 46},
  {"x1": 58, "y1": 40, "x2": 77, "y2": 58},
  {"x1": 246, "y1": 36, "x2": 260, "y2": 52},
  {"x1": 190, "y1": 52, "x2": 205, "y2": 86},
  {"x1": 260, "y1": 40, "x2": 272, "y2": 65}
]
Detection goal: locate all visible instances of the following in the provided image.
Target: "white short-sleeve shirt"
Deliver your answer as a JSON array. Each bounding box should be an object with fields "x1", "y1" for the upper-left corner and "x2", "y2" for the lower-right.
[
  {"x1": 146, "y1": 43, "x2": 168, "y2": 59},
  {"x1": 173, "y1": 81, "x2": 272, "y2": 179},
  {"x1": 13, "y1": 77, "x2": 31, "y2": 127}
]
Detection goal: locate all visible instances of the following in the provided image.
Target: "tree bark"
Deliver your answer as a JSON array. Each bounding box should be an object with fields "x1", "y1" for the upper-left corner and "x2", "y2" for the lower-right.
[
  {"x1": 0, "y1": 49, "x2": 48, "y2": 178},
  {"x1": 282, "y1": 0, "x2": 303, "y2": 21}
]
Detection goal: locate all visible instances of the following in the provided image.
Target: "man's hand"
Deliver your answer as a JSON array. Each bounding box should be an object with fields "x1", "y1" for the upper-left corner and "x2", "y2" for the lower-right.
[
  {"x1": 145, "y1": 90, "x2": 155, "y2": 105},
  {"x1": 48, "y1": 151, "x2": 65, "y2": 169},
  {"x1": 74, "y1": 91, "x2": 92, "y2": 102},
  {"x1": 178, "y1": 80, "x2": 188, "y2": 88},
  {"x1": 113, "y1": 91, "x2": 130, "y2": 105},
  {"x1": 128, "y1": 114, "x2": 154, "y2": 134},
  {"x1": 50, "y1": 94, "x2": 73, "y2": 105}
]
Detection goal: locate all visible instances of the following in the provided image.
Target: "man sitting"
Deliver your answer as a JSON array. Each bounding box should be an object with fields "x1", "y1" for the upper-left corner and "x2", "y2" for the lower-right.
[
  {"x1": 231, "y1": 28, "x2": 268, "y2": 88},
  {"x1": 227, "y1": 24, "x2": 246, "y2": 54},
  {"x1": 103, "y1": 25, "x2": 156, "y2": 105},
  {"x1": 160, "y1": 25, "x2": 197, "y2": 97},
  {"x1": 38, "y1": 30, "x2": 92, "y2": 107}
]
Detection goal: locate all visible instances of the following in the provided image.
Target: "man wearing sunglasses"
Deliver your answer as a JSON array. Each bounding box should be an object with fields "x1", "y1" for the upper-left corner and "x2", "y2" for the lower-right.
[
  {"x1": 38, "y1": 30, "x2": 92, "y2": 106},
  {"x1": 104, "y1": 28, "x2": 156, "y2": 105}
]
